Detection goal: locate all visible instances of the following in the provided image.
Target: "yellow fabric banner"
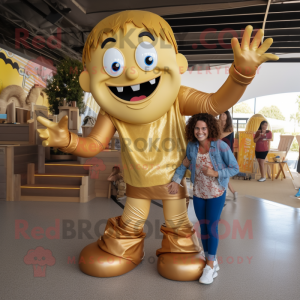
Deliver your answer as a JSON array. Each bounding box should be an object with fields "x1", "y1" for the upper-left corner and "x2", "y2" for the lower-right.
[{"x1": 238, "y1": 132, "x2": 256, "y2": 173}]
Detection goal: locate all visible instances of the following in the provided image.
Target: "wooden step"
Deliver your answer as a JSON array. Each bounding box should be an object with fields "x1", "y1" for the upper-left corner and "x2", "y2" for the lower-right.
[
  {"x1": 21, "y1": 184, "x2": 80, "y2": 197},
  {"x1": 46, "y1": 160, "x2": 79, "y2": 164},
  {"x1": 34, "y1": 174, "x2": 84, "y2": 185},
  {"x1": 20, "y1": 196, "x2": 80, "y2": 202},
  {"x1": 44, "y1": 163, "x2": 92, "y2": 175}
]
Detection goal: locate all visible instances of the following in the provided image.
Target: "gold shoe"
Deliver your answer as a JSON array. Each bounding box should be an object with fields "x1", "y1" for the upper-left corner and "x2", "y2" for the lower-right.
[
  {"x1": 157, "y1": 252, "x2": 206, "y2": 281},
  {"x1": 79, "y1": 242, "x2": 138, "y2": 277},
  {"x1": 156, "y1": 225, "x2": 205, "y2": 281}
]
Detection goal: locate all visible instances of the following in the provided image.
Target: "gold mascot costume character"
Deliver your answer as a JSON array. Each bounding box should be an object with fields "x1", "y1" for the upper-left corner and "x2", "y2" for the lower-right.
[{"x1": 37, "y1": 11, "x2": 278, "y2": 281}]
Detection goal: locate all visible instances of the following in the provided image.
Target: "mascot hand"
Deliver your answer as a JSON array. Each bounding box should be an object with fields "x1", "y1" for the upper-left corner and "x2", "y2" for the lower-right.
[
  {"x1": 232, "y1": 25, "x2": 279, "y2": 76},
  {"x1": 37, "y1": 116, "x2": 70, "y2": 148}
]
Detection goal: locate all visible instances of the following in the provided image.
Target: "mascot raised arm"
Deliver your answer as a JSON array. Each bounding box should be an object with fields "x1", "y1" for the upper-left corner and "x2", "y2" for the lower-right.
[{"x1": 37, "y1": 10, "x2": 278, "y2": 281}]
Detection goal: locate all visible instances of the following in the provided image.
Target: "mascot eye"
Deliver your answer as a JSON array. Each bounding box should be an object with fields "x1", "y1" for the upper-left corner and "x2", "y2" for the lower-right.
[
  {"x1": 103, "y1": 48, "x2": 124, "y2": 77},
  {"x1": 145, "y1": 56, "x2": 153, "y2": 66},
  {"x1": 135, "y1": 42, "x2": 157, "y2": 71}
]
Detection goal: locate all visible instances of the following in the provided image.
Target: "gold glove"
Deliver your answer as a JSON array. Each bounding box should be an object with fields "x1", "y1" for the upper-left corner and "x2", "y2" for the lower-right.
[
  {"x1": 37, "y1": 115, "x2": 70, "y2": 148},
  {"x1": 232, "y1": 25, "x2": 279, "y2": 76}
]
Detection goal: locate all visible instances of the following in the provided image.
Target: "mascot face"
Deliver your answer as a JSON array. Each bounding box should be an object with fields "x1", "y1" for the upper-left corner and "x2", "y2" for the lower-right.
[{"x1": 80, "y1": 12, "x2": 187, "y2": 124}]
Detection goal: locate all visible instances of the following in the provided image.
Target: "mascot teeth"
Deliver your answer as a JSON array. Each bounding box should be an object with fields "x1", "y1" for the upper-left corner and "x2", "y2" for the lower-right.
[{"x1": 131, "y1": 84, "x2": 140, "y2": 91}]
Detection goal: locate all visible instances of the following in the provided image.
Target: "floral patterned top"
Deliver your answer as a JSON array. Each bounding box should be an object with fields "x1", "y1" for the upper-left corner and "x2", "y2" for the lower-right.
[{"x1": 193, "y1": 151, "x2": 225, "y2": 199}]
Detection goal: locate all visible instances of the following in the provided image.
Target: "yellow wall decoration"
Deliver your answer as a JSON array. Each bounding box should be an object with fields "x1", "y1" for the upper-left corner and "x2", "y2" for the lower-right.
[
  {"x1": 0, "y1": 54, "x2": 24, "y2": 92},
  {"x1": 238, "y1": 132, "x2": 256, "y2": 173},
  {"x1": 0, "y1": 48, "x2": 55, "y2": 111},
  {"x1": 0, "y1": 48, "x2": 98, "y2": 117}
]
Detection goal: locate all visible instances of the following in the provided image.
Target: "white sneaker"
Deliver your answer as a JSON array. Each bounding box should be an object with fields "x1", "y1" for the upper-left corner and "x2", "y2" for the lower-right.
[
  {"x1": 202, "y1": 256, "x2": 218, "y2": 277},
  {"x1": 214, "y1": 259, "x2": 220, "y2": 272},
  {"x1": 258, "y1": 177, "x2": 266, "y2": 182},
  {"x1": 233, "y1": 191, "x2": 238, "y2": 202},
  {"x1": 199, "y1": 265, "x2": 215, "y2": 284}
]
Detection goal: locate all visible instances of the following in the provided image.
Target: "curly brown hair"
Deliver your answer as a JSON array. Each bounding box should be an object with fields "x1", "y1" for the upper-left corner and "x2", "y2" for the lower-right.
[{"x1": 186, "y1": 113, "x2": 221, "y2": 142}]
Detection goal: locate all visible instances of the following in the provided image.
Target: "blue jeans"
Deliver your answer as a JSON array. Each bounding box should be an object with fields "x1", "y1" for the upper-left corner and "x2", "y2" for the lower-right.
[{"x1": 193, "y1": 192, "x2": 226, "y2": 261}]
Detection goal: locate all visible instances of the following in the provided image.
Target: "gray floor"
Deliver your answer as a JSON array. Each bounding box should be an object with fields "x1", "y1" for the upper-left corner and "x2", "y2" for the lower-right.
[{"x1": 1, "y1": 194, "x2": 300, "y2": 300}]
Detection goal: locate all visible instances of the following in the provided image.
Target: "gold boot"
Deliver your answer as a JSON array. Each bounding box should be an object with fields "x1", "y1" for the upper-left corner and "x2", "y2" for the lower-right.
[
  {"x1": 79, "y1": 216, "x2": 145, "y2": 277},
  {"x1": 156, "y1": 225, "x2": 206, "y2": 281}
]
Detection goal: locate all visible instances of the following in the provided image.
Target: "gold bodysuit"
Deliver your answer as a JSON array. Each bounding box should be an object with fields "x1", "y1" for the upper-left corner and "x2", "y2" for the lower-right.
[
  {"x1": 60, "y1": 64, "x2": 254, "y2": 196},
  {"x1": 108, "y1": 96, "x2": 188, "y2": 187}
]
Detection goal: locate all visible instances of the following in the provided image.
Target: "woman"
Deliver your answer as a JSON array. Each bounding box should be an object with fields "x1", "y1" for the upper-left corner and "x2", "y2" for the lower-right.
[
  {"x1": 254, "y1": 121, "x2": 272, "y2": 182},
  {"x1": 219, "y1": 111, "x2": 237, "y2": 201},
  {"x1": 168, "y1": 113, "x2": 239, "y2": 284}
]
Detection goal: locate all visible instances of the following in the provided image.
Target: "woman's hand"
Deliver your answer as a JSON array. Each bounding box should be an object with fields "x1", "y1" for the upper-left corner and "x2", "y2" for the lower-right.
[
  {"x1": 202, "y1": 166, "x2": 218, "y2": 177},
  {"x1": 183, "y1": 156, "x2": 190, "y2": 168},
  {"x1": 167, "y1": 182, "x2": 179, "y2": 194},
  {"x1": 257, "y1": 134, "x2": 263, "y2": 141},
  {"x1": 254, "y1": 131, "x2": 261, "y2": 143},
  {"x1": 261, "y1": 132, "x2": 267, "y2": 138}
]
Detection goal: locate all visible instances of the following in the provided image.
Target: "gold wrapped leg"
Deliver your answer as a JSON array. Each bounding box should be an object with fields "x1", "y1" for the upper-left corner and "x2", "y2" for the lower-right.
[
  {"x1": 79, "y1": 197, "x2": 151, "y2": 278},
  {"x1": 79, "y1": 216, "x2": 146, "y2": 277},
  {"x1": 156, "y1": 199, "x2": 205, "y2": 281},
  {"x1": 98, "y1": 216, "x2": 145, "y2": 264}
]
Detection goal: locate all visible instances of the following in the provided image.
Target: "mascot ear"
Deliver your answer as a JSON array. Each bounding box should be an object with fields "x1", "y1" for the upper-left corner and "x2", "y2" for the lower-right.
[
  {"x1": 79, "y1": 71, "x2": 91, "y2": 92},
  {"x1": 176, "y1": 53, "x2": 188, "y2": 74}
]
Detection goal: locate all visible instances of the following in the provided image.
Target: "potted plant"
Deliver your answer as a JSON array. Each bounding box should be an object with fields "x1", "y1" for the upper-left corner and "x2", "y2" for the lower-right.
[{"x1": 44, "y1": 58, "x2": 86, "y2": 115}]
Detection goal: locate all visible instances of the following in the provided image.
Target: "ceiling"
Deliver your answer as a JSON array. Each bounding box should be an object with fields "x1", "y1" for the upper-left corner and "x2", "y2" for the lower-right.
[{"x1": 0, "y1": 0, "x2": 300, "y2": 70}]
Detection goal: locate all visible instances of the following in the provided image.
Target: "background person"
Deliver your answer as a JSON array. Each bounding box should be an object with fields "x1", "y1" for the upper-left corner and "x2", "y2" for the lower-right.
[
  {"x1": 254, "y1": 121, "x2": 272, "y2": 182},
  {"x1": 168, "y1": 113, "x2": 239, "y2": 284},
  {"x1": 219, "y1": 111, "x2": 237, "y2": 201}
]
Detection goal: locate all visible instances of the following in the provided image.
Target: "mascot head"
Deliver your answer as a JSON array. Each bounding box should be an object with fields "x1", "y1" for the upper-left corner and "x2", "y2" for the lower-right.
[{"x1": 79, "y1": 10, "x2": 188, "y2": 124}]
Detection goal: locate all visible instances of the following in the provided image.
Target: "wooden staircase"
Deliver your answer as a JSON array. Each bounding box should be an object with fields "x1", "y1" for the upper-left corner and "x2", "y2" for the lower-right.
[{"x1": 20, "y1": 162, "x2": 95, "y2": 202}]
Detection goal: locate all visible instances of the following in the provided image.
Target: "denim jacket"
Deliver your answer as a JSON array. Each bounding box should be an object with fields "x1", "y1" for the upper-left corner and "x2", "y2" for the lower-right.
[{"x1": 172, "y1": 140, "x2": 239, "y2": 190}]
